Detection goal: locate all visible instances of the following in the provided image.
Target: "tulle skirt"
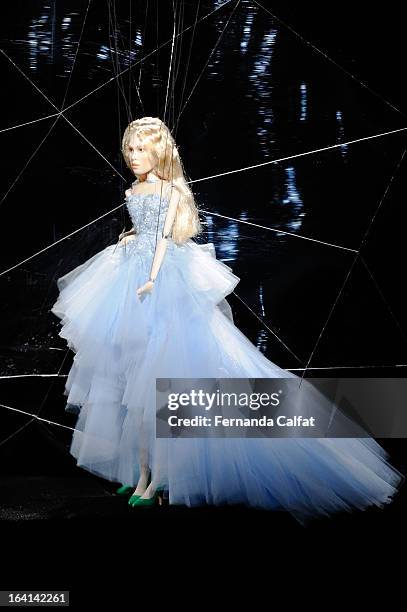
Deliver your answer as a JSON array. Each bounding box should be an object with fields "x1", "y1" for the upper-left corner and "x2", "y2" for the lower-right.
[{"x1": 51, "y1": 235, "x2": 405, "y2": 525}]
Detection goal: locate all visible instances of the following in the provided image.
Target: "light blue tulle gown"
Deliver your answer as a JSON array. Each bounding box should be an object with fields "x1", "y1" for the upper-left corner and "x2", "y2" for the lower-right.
[{"x1": 51, "y1": 183, "x2": 405, "y2": 525}]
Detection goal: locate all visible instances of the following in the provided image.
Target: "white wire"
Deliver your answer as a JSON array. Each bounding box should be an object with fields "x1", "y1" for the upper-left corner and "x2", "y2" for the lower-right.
[
  {"x1": 1, "y1": 124, "x2": 404, "y2": 278},
  {"x1": 298, "y1": 147, "x2": 407, "y2": 384},
  {"x1": 1, "y1": 2, "x2": 405, "y2": 443}
]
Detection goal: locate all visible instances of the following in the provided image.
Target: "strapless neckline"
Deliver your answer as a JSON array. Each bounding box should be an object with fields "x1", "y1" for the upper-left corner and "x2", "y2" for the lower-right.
[{"x1": 126, "y1": 192, "x2": 170, "y2": 205}]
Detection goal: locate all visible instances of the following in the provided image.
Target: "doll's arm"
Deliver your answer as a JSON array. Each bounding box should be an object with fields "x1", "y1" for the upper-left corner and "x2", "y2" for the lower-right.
[
  {"x1": 148, "y1": 188, "x2": 181, "y2": 282},
  {"x1": 120, "y1": 190, "x2": 137, "y2": 240}
]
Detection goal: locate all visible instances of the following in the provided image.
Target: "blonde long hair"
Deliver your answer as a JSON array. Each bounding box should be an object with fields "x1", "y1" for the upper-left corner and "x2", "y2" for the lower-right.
[{"x1": 121, "y1": 117, "x2": 202, "y2": 244}]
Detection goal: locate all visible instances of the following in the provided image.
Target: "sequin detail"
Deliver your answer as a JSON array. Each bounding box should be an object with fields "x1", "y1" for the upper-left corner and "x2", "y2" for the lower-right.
[{"x1": 117, "y1": 192, "x2": 178, "y2": 257}]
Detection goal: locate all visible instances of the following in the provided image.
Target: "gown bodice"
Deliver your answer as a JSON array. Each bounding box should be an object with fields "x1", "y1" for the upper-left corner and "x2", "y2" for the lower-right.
[
  {"x1": 123, "y1": 190, "x2": 178, "y2": 257},
  {"x1": 126, "y1": 192, "x2": 170, "y2": 237}
]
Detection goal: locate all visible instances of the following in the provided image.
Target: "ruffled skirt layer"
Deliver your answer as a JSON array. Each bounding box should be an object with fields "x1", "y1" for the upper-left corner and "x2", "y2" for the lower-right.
[{"x1": 51, "y1": 236, "x2": 405, "y2": 525}]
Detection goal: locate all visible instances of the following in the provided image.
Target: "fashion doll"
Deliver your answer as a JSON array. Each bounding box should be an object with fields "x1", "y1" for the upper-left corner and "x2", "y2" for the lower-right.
[{"x1": 51, "y1": 116, "x2": 405, "y2": 525}]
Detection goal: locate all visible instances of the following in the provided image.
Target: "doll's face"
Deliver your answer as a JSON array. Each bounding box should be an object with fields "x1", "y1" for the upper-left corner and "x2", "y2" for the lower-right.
[{"x1": 127, "y1": 135, "x2": 156, "y2": 177}]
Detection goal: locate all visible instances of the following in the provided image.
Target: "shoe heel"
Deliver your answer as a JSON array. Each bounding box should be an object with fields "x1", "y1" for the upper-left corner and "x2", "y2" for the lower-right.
[{"x1": 157, "y1": 486, "x2": 165, "y2": 506}]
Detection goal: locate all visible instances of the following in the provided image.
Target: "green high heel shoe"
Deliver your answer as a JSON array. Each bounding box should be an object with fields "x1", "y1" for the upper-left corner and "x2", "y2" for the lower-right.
[
  {"x1": 128, "y1": 492, "x2": 142, "y2": 506},
  {"x1": 128, "y1": 486, "x2": 165, "y2": 508},
  {"x1": 127, "y1": 472, "x2": 153, "y2": 506},
  {"x1": 115, "y1": 484, "x2": 134, "y2": 496}
]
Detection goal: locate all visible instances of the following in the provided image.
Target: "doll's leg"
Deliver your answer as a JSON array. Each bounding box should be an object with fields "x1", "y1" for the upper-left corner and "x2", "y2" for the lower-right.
[
  {"x1": 117, "y1": 448, "x2": 151, "y2": 498},
  {"x1": 128, "y1": 451, "x2": 166, "y2": 508},
  {"x1": 134, "y1": 458, "x2": 166, "y2": 505},
  {"x1": 128, "y1": 448, "x2": 151, "y2": 500},
  {"x1": 132, "y1": 463, "x2": 151, "y2": 495},
  {"x1": 137, "y1": 479, "x2": 164, "y2": 501}
]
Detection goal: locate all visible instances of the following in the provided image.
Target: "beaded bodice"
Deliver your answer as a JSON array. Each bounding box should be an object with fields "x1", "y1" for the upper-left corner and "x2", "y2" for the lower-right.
[
  {"x1": 126, "y1": 192, "x2": 170, "y2": 237},
  {"x1": 118, "y1": 187, "x2": 178, "y2": 258}
]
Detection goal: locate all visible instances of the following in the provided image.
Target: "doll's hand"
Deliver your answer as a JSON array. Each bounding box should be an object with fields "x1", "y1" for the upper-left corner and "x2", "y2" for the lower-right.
[
  {"x1": 119, "y1": 234, "x2": 135, "y2": 245},
  {"x1": 119, "y1": 230, "x2": 136, "y2": 243},
  {"x1": 136, "y1": 280, "x2": 154, "y2": 298}
]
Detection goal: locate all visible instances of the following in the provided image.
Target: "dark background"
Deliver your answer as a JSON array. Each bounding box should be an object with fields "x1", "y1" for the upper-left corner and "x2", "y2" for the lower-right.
[{"x1": 0, "y1": 0, "x2": 405, "y2": 600}]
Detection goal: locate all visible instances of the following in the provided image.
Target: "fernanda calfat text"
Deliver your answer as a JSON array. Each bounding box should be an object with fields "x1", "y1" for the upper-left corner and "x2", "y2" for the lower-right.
[{"x1": 167, "y1": 415, "x2": 316, "y2": 428}]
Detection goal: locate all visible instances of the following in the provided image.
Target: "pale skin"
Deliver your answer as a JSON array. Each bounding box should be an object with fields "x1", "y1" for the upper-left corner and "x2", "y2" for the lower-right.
[{"x1": 121, "y1": 134, "x2": 181, "y2": 501}]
